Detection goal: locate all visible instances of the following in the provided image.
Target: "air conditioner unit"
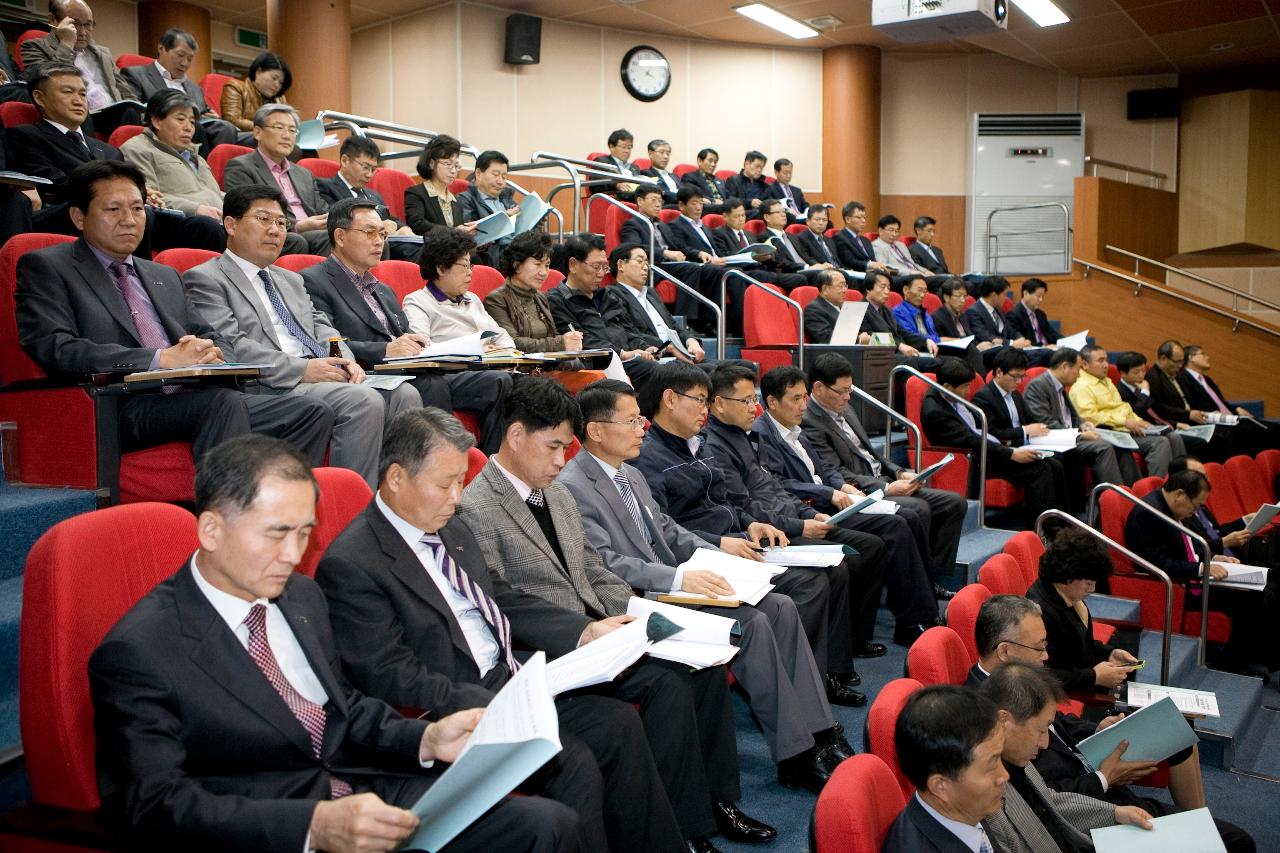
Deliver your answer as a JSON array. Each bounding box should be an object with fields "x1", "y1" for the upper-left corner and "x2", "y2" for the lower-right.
[{"x1": 872, "y1": 0, "x2": 1008, "y2": 43}]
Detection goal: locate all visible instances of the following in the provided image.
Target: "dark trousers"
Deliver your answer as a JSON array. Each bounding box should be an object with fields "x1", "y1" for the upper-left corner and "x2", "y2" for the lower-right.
[
  {"x1": 813, "y1": 527, "x2": 887, "y2": 660},
  {"x1": 889, "y1": 486, "x2": 967, "y2": 577},
  {"x1": 772, "y1": 557, "x2": 843, "y2": 673},
  {"x1": 449, "y1": 370, "x2": 513, "y2": 455},
  {"x1": 984, "y1": 452, "x2": 1070, "y2": 527},
  {"x1": 836, "y1": 511, "x2": 939, "y2": 628}
]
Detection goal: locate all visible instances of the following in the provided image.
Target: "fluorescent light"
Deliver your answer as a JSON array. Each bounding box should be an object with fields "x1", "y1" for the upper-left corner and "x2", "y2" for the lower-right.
[
  {"x1": 734, "y1": 3, "x2": 819, "y2": 39},
  {"x1": 1012, "y1": 0, "x2": 1070, "y2": 27}
]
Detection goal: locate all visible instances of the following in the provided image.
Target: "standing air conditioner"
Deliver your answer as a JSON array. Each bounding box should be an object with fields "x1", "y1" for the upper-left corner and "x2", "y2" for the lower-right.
[{"x1": 969, "y1": 113, "x2": 1083, "y2": 275}]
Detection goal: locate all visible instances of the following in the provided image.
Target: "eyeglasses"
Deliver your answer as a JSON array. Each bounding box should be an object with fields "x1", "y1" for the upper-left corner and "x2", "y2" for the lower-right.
[
  {"x1": 263, "y1": 123, "x2": 298, "y2": 135},
  {"x1": 826, "y1": 385, "x2": 854, "y2": 397},
  {"x1": 348, "y1": 159, "x2": 378, "y2": 173},
  {"x1": 674, "y1": 390, "x2": 709, "y2": 408},
  {"x1": 244, "y1": 212, "x2": 288, "y2": 229},
  {"x1": 716, "y1": 394, "x2": 755, "y2": 406},
  {"x1": 999, "y1": 639, "x2": 1049, "y2": 654},
  {"x1": 451, "y1": 260, "x2": 473, "y2": 270},
  {"x1": 594, "y1": 416, "x2": 649, "y2": 430},
  {"x1": 343, "y1": 226, "x2": 385, "y2": 240},
  {"x1": 624, "y1": 257, "x2": 650, "y2": 267},
  {"x1": 581, "y1": 261, "x2": 610, "y2": 272}
]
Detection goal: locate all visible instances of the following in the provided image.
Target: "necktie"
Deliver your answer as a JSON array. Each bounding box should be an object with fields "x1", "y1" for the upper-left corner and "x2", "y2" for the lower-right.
[
  {"x1": 978, "y1": 825, "x2": 994, "y2": 853},
  {"x1": 780, "y1": 234, "x2": 804, "y2": 264},
  {"x1": 836, "y1": 414, "x2": 881, "y2": 476},
  {"x1": 243, "y1": 604, "x2": 352, "y2": 798},
  {"x1": 356, "y1": 279, "x2": 392, "y2": 336},
  {"x1": 421, "y1": 535, "x2": 519, "y2": 674},
  {"x1": 1182, "y1": 529, "x2": 1196, "y2": 562},
  {"x1": 991, "y1": 306, "x2": 1004, "y2": 334},
  {"x1": 1197, "y1": 375, "x2": 1231, "y2": 414},
  {"x1": 67, "y1": 129, "x2": 91, "y2": 159},
  {"x1": 693, "y1": 221, "x2": 714, "y2": 250},
  {"x1": 527, "y1": 488, "x2": 546, "y2": 508},
  {"x1": 956, "y1": 403, "x2": 1000, "y2": 444},
  {"x1": 782, "y1": 185, "x2": 795, "y2": 209},
  {"x1": 1058, "y1": 388, "x2": 1071, "y2": 427},
  {"x1": 1196, "y1": 508, "x2": 1232, "y2": 557},
  {"x1": 736, "y1": 231, "x2": 747, "y2": 249},
  {"x1": 258, "y1": 270, "x2": 326, "y2": 357},
  {"x1": 613, "y1": 470, "x2": 652, "y2": 550},
  {"x1": 1027, "y1": 306, "x2": 1045, "y2": 345},
  {"x1": 913, "y1": 307, "x2": 928, "y2": 336},
  {"x1": 818, "y1": 236, "x2": 835, "y2": 263},
  {"x1": 110, "y1": 261, "x2": 170, "y2": 350}
]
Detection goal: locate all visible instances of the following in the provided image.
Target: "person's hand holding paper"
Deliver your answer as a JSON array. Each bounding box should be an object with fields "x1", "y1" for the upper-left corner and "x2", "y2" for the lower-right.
[
  {"x1": 579, "y1": 614, "x2": 634, "y2": 645},
  {"x1": 421, "y1": 707, "x2": 485, "y2": 764}
]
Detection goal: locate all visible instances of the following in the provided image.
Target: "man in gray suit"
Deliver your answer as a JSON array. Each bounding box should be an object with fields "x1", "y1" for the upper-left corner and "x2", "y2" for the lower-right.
[
  {"x1": 221, "y1": 105, "x2": 331, "y2": 254},
  {"x1": 561, "y1": 379, "x2": 852, "y2": 806},
  {"x1": 184, "y1": 183, "x2": 419, "y2": 486},
  {"x1": 120, "y1": 27, "x2": 238, "y2": 153},
  {"x1": 459, "y1": 377, "x2": 777, "y2": 851},
  {"x1": 457, "y1": 149, "x2": 517, "y2": 268},
  {"x1": 980, "y1": 663, "x2": 1154, "y2": 853}
]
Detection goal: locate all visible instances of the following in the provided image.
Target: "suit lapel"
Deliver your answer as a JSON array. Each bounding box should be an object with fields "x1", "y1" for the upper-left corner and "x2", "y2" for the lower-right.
[
  {"x1": 482, "y1": 465, "x2": 563, "y2": 568},
  {"x1": 618, "y1": 286, "x2": 658, "y2": 336},
  {"x1": 40, "y1": 120, "x2": 92, "y2": 165},
  {"x1": 645, "y1": 287, "x2": 675, "y2": 329},
  {"x1": 276, "y1": 586, "x2": 349, "y2": 733},
  {"x1": 216, "y1": 253, "x2": 285, "y2": 350},
  {"x1": 324, "y1": 259, "x2": 386, "y2": 339},
  {"x1": 583, "y1": 458, "x2": 654, "y2": 559},
  {"x1": 69, "y1": 241, "x2": 146, "y2": 343},
  {"x1": 133, "y1": 259, "x2": 187, "y2": 343}
]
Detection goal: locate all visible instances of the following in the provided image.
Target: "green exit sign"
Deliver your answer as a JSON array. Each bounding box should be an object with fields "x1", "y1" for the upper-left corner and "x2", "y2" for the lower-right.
[{"x1": 234, "y1": 26, "x2": 268, "y2": 50}]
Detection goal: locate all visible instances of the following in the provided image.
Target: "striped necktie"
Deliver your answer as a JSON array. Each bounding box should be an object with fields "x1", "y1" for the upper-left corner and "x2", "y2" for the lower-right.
[
  {"x1": 613, "y1": 470, "x2": 653, "y2": 553},
  {"x1": 421, "y1": 534, "x2": 519, "y2": 674}
]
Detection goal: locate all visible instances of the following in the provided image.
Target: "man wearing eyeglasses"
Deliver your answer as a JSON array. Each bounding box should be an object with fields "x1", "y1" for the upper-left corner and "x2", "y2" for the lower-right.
[
  {"x1": 317, "y1": 136, "x2": 417, "y2": 260},
  {"x1": 23, "y1": 0, "x2": 142, "y2": 138},
  {"x1": 222, "y1": 104, "x2": 331, "y2": 254}
]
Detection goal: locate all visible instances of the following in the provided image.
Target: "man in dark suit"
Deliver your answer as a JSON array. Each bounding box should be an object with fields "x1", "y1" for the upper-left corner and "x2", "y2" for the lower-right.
[
  {"x1": 1115, "y1": 350, "x2": 1218, "y2": 460},
  {"x1": 756, "y1": 199, "x2": 830, "y2": 284},
  {"x1": 881, "y1": 686, "x2": 1009, "y2": 853},
  {"x1": 89, "y1": 434, "x2": 586, "y2": 852},
  {"x1": 457, "y1": 149, "x2": 517, "y2": 267},
  {"x1": 1004, "y1": 278, "x2": 1059, "y2": 348},
  {"x1": 15, "y1": 160, "x2": 332, "y2": 466},
  {"x1": 831, "y1": 201, "x2": 892, "y2": 275},
  {"x1": 120, "y1": 27, "x2": 238, "y2": 153},
  {"x1": 921, "y1": 357, "x2": 1066, "y2": 527},
  {"x1": 222, "y1": 104, "x2": 331, "y2": 254},
  {"x1": 590, "y1": 128, "x2": 641, "y2": 199},
  {"x1": 805, "y1": 353, "x2": 966, "y2": 595},
  {"x1": 680, "y1": 147, "x2": 728, "y2": 214},
  {"x1": 316, "y1": 408, "x2": 688, "y2": 853},
  {"x1": 705, "y1": 197, "x2": 807, "y2": 297},
  {"x1": 792, "y1": 205, "x2": 861, "y2": 288},
  {"x1": 600, "y1": 242, "x2": 712, "y2": 363},
  {"x1": 964, "y1": 277, "x2": 1051, "y2": 368},
  {"x1": 765, "y1": 158, "x2": 808, "y2": 216},
  {"x1": 931, "y1": 277, "x2": 1004, "y2": 370},
  {"x1": 638, "y1": 138, "x2": 682, "y2": 206},
  {"x1": 316, "y1": 136, "x2": 416, "y2": 260},
  {"x1": 861, "y1": 271, "x2": 944, "y2": 372},
  {"x1": 1146, "y1": 340, "x2": 1205, "y2": 427},
  {"x1": 723, "y1": 150, "x2": 769, "y2": 219},
  {"x1": 802, "y1": 273, "x2": 848, "y2": 344},
  {"x1": 301, "y1": 198, "x2": 511, "y2": 454},
  {"x1": 908, "y1": 216, "x2": 950, "y2": 275},
  {"x1": 1178, "y1": 344, "x2": 1280, "y2": 451}
]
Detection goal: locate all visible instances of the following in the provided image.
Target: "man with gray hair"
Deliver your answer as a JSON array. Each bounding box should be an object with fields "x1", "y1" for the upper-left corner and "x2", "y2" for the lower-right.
[
  {"x1": 222, "y1": 104, "x2": 331, "y2": 254},
  {"x1": 121, "y1": 26, "x2": 238, "y2": 153}
]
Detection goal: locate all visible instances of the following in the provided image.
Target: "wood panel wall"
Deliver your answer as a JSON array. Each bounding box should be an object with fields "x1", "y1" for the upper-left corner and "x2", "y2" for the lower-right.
[
  {"x1": 879, "y1": 194, "x2": 967, "y2": 274},
  {"x1": 1073, "y1": 177, "x2": 1179, "y2": 272}
]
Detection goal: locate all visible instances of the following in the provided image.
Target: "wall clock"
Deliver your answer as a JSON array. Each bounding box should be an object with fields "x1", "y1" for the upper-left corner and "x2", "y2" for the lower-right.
[{"x1": 621, "y1": 45, "x2": 671, "y2": 102}]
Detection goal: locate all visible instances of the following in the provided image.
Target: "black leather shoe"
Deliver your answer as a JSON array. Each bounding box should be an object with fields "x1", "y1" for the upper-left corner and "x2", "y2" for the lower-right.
[
  {"x1": 893, "y1": 622, "x2": 931, "y2": 647},
  {"x1": 934, "y1": 583, "x2": 957, "y2": 600},
  {"x1": 825, "y1": 674, "x2": 868, "y2": 707},
  {"x1": 713, "y1": 801, "x2": 777, "y2": 842},
  {"x1": 777, "y1": 745, "x2": 841, "y2": 794},
  {"x1": 817, "y1": 727, "x2": 856, "y2": 761},
  {"x1": 854, "y1": 640, "x2": 888, "y2": 658},
  {"x1": 684, "y1": 838, "x2": 722, "y2": 853},
  {"x1": 828, "y1": 669, "x2": 862, "y2": 687}
]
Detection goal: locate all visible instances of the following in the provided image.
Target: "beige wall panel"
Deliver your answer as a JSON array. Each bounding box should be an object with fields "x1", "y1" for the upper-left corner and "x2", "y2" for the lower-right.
[
  {"x1": 1178, "y1": 91, "x2": 1250, "y2": 252},
  {"x1": 687, "y1": 41, "x2": 776, "y2": 177},
  {"x1": 769, "y1": 47, "x2": 824, "y2": 193},
  {"x1": 94, "y1": 0, "x2": 138, "y2": 57},
  {"x1": 457, "y1": 4, "x2": 516, "y2": 160},
  {"x1": 601, "y1": 29, "x2": 691, "y2": 161},
  {"x1": 1243, "y1": 90, "x2": 1280, "y2": 251},
  {"x1": 965, "y1": 54, "x2": 1062, "y2": 114},
  {"x1": 1077, "y1": 73, "x2": 1179, "y2": 191},
  {"x1": 881, "y1": 53, "x2": 968, "y2": 195},
  {"x1": 350, "y1": 25, "x2": 393, "y2": 134},
  {"x1": 209, "y1": 20, "x2": 258, "y2": 64}
]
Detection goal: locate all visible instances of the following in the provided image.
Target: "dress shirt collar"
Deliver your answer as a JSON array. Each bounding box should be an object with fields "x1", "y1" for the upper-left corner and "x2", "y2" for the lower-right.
[
  {"x1": 154, "y1": 60, "x2": 184, "y2": 83},
  {"x1": 87, "y1": 241, "x2": 135, "y2": 276},
  {"x1": 766, "y1": 412, "x2": 803, "y2": 444},
  {"x1": 767, "y1": 227, "x2": 785, "y2": 237},
  {"x1": 1048, "y1": 372, "x2": 1065, "y2": 392},
  {"x1": 427, "y1": 281, "x2": 470, "y2": 305},
  {"x1": 332, "y1": 255, "x2": 378, "y2": 292},
  {"x1": 914, "y1": 793, "x2": 987, "y2": 853},
  {"x1": 225, "y1": 248, "x2": 270, "y2": 280},
  {"x1": 816, "y1": 400, "x2": 846, "y2": 422},
  {"x1": 257, "y1": 148, "x2": 290, "y2": 173},
  {"x1": 191, "y1": 553, "x2": 271, "y2": 633},
  {"x1": 490, "y1": 455, "x2": 533, "y2": 501},
  {"x1": 338, "y1": 172, "x2": 361, "y2": 195},
  {"x1": 424, "y1": 181, "x2": 455, "y2": 203},
  {"x1": 1120, "y1": 379, "x2": 1138, "y2": 394},
  {"x1": 43, "y1": 117, "x2": 81, "y2": 136},
  {"x1": 375, "y1": 490, "x2": 435, "y2": 544},
  {"x1": 681, "y1": 215, "x2": 702, "y2": 229},
  {"x1": 984, "y1": 300, "x2": 1000, "y2": 320},
  {"x1": 587, "y1": 449, "x2": 621, "y2": 480},
  {"x1": 976, "y1": 662, "x2": 991, "y2": 677},
  {"x1": 1184, "y1": 368, "x2": 1205, "y2": 383}
]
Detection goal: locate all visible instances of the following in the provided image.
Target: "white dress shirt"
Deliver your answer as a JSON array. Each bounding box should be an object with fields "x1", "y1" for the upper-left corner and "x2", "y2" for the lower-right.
[
  {"x1": 768, "y1": 413, "x2": 822, "y2": 483},
  {"x1": 622, "y1": 283, "x2": 677, "y2": 343},
  {"x1": 154, "y1": 60, "x2": 185, "y2": 92},
  {"x1": 915, "y1": 793, "x2": 990, "y2": 853},
  {"x1": 402, "y1": 285, "x2": 516, "y2": 350},
  {"x1": 490, "y1": 455, "x2": 534, "y2": 501},
  {"x1": 225, "y1": 250, "x2": 309, "y2": 358},
  {"x1": 587, "y1": 451, "x2": 681, "y2": 591},
  {"x1": 374, "y1": 493, "x2": 500, "y2": 674},
  {"x1": 818, "y1": 401, "x2": 882, "y2": 477},
  {"x1": 73, "y1": 49, "x2": 111, "y2": 111}
]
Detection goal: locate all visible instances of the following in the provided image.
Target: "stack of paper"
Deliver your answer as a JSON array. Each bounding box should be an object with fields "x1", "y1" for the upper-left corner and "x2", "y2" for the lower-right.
[
  {"x1": 1075, "y1": 696, "x2": 1199, "y2": 767},
  {"x1": 910, "y1": 453, "x2": 955, "y2": 485},
  {"x1": 831, "y1": 301, "x2": 869, "y2": 345},
  {"x1": 406, "y1": 652, "x2": 562, "y2": 851},
  {"x1": 937, "y1": 335, "x2": 975, "y2": 349},
  {"x1": 1091, "y1": 808, "x2": 1225, "y2": 853},
  {"x1": 544, "y1": 613, "x2": 680, "y2": 695},
  {"x1": 627, "y1": 598, "x2": 739, "y2": 669},
  {"x1": 826, "y1": 489, "x2": 899, "y2": 525},
  {"x1": 1095, "y1": 430, "x2": 1140, "y2": 450},
  {"x1": 1205, "y1": 412, "x2": 1239, "y2": 426},
  {"x1": 1178, "y1": 424, "x2": 1216, "y2": 442},
  {"x1": 1244, "y1": 503, "x2": 1280, "y2": 535},
  {"x1": 1211, "y1": 562, "x2": 1268, "y2": 591},
  {"x1": 1038, "y1": 329, "x2": 1088, "y2": 350},
  {"x1": 1029, "y1": 428, "x2": 1079, "y2": 452},
  {"x1": 760, "y1": 544, "x2": 849, "y2": 567},
  {"x1": 661, "y1": 548, "x2": 783, "y2": 606},
  {"x1": 1125, "y1": 683, "x2": 1219, "y2": 718}
]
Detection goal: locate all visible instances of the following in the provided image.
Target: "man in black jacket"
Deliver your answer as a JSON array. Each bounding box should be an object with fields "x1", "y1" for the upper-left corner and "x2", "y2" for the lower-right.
[
  {"x1": 723, "y1": 150, "x2": 769, "y2": 219},
  {"x1": 121, "y1": 27, "x2": 238, "y2": 153},
  {"x1": 638, "y1": 138, "x2": 682, "y2": 206},
  {"x1": 908, "y1": 216, "x2": 949, "y2": 275},
  {"x1": 831, "y1": 201, "x2": 891, "y2": 275},
  {"x1": 599, "y1": 243, "x2": 715, "y2": 367},
  {"x1": 315, "y1": 137, "x2": 417, "y2": 260},
  {"x1": 1004, "y1": 278, "x2": 1059, "y2": 348},
  {"x1": 1179, "y1": 344, "x2": 1280, "y2": 452},
  {"x1": 862, "y1": 271, "x2": 944, "y2": 372},
  {"x1": 457, "y1": 149, "x2": 518, "y2": 267},
  {"x1": 764, "y1": 157, "x2": 808, "y2": 216},
  {"x1": 1115, "y1": 350, "x2": 1218, "y2": 461},
  {"x1": 680, "y1": 147, "x2": 728, "y2": 214}
]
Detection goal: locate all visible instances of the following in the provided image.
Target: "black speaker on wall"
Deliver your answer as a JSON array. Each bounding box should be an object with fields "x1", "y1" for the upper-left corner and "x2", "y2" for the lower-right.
[
  {"x1": 1127, "y1": 88, "x2": 1181, "y2": 120},
  {"x1": 504, "y1": 14, "x2": 542, "y2": 65}
]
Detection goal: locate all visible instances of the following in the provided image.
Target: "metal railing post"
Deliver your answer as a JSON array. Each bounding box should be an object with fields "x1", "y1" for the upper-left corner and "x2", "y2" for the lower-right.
[
  {"x1": 985, "y1": 202, "x2": 1071, "y2": 273},
  {"x1": 847, "y1": 384, "x2": 922, "y2": 471},
  {"x1": 718, "y1": 269, "x2": 804, "y2": 366},
  {"x1": 651, "y1": 268, "x2": 724, "y2": 360}
]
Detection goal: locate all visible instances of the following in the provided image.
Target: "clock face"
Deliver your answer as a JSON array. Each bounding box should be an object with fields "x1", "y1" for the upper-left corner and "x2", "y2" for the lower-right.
[{"x1": 621, "y1": 46, "x2": 671, "y2": 102}]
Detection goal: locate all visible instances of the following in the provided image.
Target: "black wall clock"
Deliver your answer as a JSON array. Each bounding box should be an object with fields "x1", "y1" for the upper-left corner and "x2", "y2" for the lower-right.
[{"x1": 621, "y1": 45, "x2": 671, "y2": 102}]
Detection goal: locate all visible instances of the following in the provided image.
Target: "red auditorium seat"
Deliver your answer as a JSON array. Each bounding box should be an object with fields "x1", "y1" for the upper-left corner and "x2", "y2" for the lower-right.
[
  {"x1": 298, "y1": 158, "x2": 341, "y2": 179},
  {"x1": 106, "y1": 124, "x2": 144, "y2": 149},
  {"x1": 740, "y1": 282, "x2": 796, "y2": 373},
  {"x1": 14, "y1": 30, "x2": 46, "y2": 70},
  {"x1": 465, "y1": 446, "x2": 488, "y2": 485},
  {"x1": 657, "y1": 209, "x2": 680, "y2": 224},
  {"x1": 21, "y1": 503, "x2": 198, "y2": 814},
  {"x1": 632, "y1": 157, "x2": 651, "y2": 171},
  {"x1": 977, "y1": 553, "x2": 1026, "y2": 596},
  {"x1": 1003, "y1": 530, "x2": 1045, "y2": 588},
  {"x1": 207, "y1": 143, "x2": 252, "y2": 188},
  {"x1": 946, "y1": 583, "x2": 991, "y2": 665},
  {"x1": 274, "y1": 253, "x2": 326, "y2": 274},
  {"x1": 1225, "y1": 456, "x2": 1273, "y2": 516},
  {"x1": 1203, "y1": 461, "x2": 1246, "y2": 524},
  {"x1": 372, "y1": 259, "x2": 425, "y2": 304},
  {"x1": 743, "y1": 219, "x2": 766, "y2": 236},
  {"x1": 0, "y1": 101, "x2": 39, "y2": 128},
  {"x1": 922, "y1": 292, "x2": 942, "y2": 314},
  {"x1": 199, "y1": 72, "x2": 236, "y2": 117},
  {"x1": 114, "y1": 52, "x2": 152, "y2": 69},
  {"x1": 369, "y1": 169, "x2": 415, "y2": 223},
  {"x1": 865, "y1": 677, "x2": 923, "y2": 800},
  {"x1": 448, "y1": 178, "x2": 471, "y2": 196},
  {"x1": 785, "y1": 223, "x2": 807, "y2": 236},
  {"x1": 813, "y1": 754, "x2": 906, "y2": 853},
  {"x1": 1132, "y1": 475, "x2": 1164, "y2": 498},
  {"x1": 906, "y1": 626, "x2": 970, "y2": 686},
  {"x1": 468, "y1": 264, "x2": 505, "y2": 300},
  {"x1": 152, "y1": 247, "x2": 218, "y2": 273},
  {"x1": 1258, "y1": 449, "x2": 1280, "y2": 497},
  {"x1": 886, "y1": 291, "x2": 902, "y2": 308},
  {"x1": 602, "y1": 199, "x2": 638, "y2": 255},
  {"x1": 673, "y1": 163, "x2": 697, "y2": 179},
  {"x1": 715, "y1": 169, "x2": 736, "y2": 182},
  {"x1": 791, "y1": 285, "x2": 818, "y2": 311},
  {"x1": 298, "y1": 467, "x2": 374, "y2": 578},
  {"x1": 845, "y1": 289, "x2": 862, "y2": 302},
  {"x1": 702, "y1": 213, "x2": 725, "y2": 230},
  {"x1": 542, "y1": 269, "x2": 565, "y2": 292},
  {"x1": 0, "y1": 234, "x2": 196, "y2": 502}
]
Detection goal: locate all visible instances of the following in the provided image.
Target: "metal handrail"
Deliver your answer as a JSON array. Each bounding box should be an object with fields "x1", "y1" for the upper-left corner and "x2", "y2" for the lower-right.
[
  {"x1": 1083, "y1": 156, "x2": 1166, "y2": 188},
  {"x1": 313, "y1": 111, "x2": 480, "y2": 163},
  {"x1": 847, "y1": 384, "x2": 922, "y2": 471},
  {"x1": 531, "y1": 151, "x2": 622, "y2": 175},
  {"x1": 1088, "y1": 482, "x2": 1211, "y2": 669},
  {"x1": 886, "y1": 364, "x2": 989, "y2": 525},
  {"x1": 507, "y1": 160, "x2": 632, "y2": 233},
  {"x1": 650, "y1": 267, "x2": 723, "y2": 361},
  {"x1": 986, "y1": 202, "x2": 1071, "y2": 273},
  {"x1": 1073, "y1": 258, "x2": 1280, "y2": 340},
  {"x1": 718, "y1": 270, "x2": 804, "y2": 366},
  {"x1": 1038, "y1": 507, "x2": 1174, "y2": 686},
  {"x1": 1105, "y1": 245, "x2": 1280, "y2": 315},
  {"x1": 586, "y1": 194, "x2": 655, "y2": 286}
]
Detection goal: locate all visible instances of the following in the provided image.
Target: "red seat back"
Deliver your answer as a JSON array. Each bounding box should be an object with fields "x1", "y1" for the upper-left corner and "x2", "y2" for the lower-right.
[
  {"x1": 368, "y1": 168, "x2": 414, "y2": 223},
  {"x1": 922, "y1": 292, "x2": 942, "y2": 314},
  {"x1": 469, "y1": 264, "x2": 505, "y2": 301},
  {"x1": 702, "y1": 213, "x2": 725, "y2": 230},
  {"x1": 298, "y1": 158, "x2": 340, "y2": 179},
  {"x1": 845, "y1": 289, "x2": 862, "y2": 302},
  {"x1": 1098, "y1": 486, "x2": 1137, "y2": 575},
  {"x1": 977, "y1": 553, "x2": 1027, "y2": 596},
  {"x1": 14, "y1": 29, "x2": 47, "y2": 70},
  {"x1": 199, "y1": 72, "x2": 236, "y2": 117},
  {"x1": 448, "y1": 178, "x2": 471, "y2": 196},
  {"x1": 1020, "y1": 365, "x2": 1048, "y2": 394},
  {"x1": 1203, "y1": 461, "x2": 1245, "y2": 524},
  {"x1": 106, "y1": 124, "x2": 145, "y2": 149},
  {"x1": 791, "y1": 285, "x2": 819, "y2": 310},
  {"x1": 906, "y1": 626, "x2": 970, "y2": 686},
  {"x1": 673, "y1": 163, "x2": 696, "y2": 179},
  {"x1": 632, "y1": 157, "x2": 651, "y2": 171},
  {"x1": 372, "y1": 259, "x2": 424, "y2": 305},
  {"x1": 1002, "y1": 530, "x2": 1045, "y2": 589},
  {"x1": 946, "y1": 583, "x2": 991, "y2": 665},
  {"x1": 153, "y1": 247, "x2": 218, "y2": 274},
  {"x1": 274, "y1": 253, "x2": 326, "y2": 274},
  {"x1": 21, "y1": 503, "x2": 199, "y2": 810},
  {"x1": 813, "y1": 754, "x2": 907, "y2": 853},
  {"x1": 207, "y1": 143, "x2": 252, "y2": 188},
  {"x1": 542, "y1": 269, "x2": 565, "y2": 293},
  {"x1": 1225, "y1": 455, "x2": 1270, "y2": 519},
  {"x1": 785, "y1": 223, "x2": 807, "y2": 235},
  {"x1": 743, "y1": 282, "x2": 791, "y2": 348},
  {"x1": 298, "y1": 467, "x2": 373, "y2": 578},
  {"x1": 465, "y1": 446, "x2": 488, "y2": 485},
  {"x1": 886, "y1": 291, "x2": 903, "y2": 308},
  {"x1": 1132, "y1": 475, "x2": 1164, "y2": 498},
  {"x1": 0, "y1": 101, "x2": 39, "y2": 128},
  {"x1": 657, "y1": 209, "x2": 680, "y2": 224},
  {"x1": 715, "y1": 169, "x2": 736, "y2": 181},
  {"x1": 865, "y1": 677, "x2": 923, "y2": 800},
  {"x1": 114, "y1": 52, "x2": 152, "y2": 69},
  {"x1": 603, "y1": 200, "x2": 639, "y2": 255},
  {"x1": 1107, "y1": 363, "x2": 1121, "y2": 386},
  {"x1": 0, "y1": 233, "x2": 77, "y2": 384},
  {"x1": 744, "y1": 219, "x2": 766, "y2": 236},
  {"x1": 1258, "y1": 449, "x2": 1280, "y2": 498}
]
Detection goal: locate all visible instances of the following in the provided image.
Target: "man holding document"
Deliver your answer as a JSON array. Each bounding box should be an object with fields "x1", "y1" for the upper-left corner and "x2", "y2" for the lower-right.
[
  {"x1": 90, "y1": 435, "x2": 585, "y2": 852},
  {"x1": 317, "y1": 408, "x2": 687, "y2": 853}
]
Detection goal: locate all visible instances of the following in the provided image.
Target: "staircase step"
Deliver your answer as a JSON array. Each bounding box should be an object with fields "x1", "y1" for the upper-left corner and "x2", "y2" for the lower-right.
[
  {"x1": 1136, "y1": 629, "x2": 1201, "y2": 687},
  {"x1": 0, "y1": 485, "x2": 95, "y2": 584},
  {"x1": 961, "y1": 499, "x2": 983, "y2": 534},
  {"x1": 1229, "y1": 688, "x2": 1280, "y2": 779},
  {"x1": 0, "y1": 575, "x2": 22, "y2": 754},
  {"x1": 956, "y1": 526, "x2": 1017, "y2": 585}
]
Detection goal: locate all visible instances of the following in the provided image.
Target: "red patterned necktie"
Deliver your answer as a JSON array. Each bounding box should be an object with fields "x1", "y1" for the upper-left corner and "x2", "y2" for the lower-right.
[{"x1": 243, "y1": 604, "x2": 352, "y2": 798}]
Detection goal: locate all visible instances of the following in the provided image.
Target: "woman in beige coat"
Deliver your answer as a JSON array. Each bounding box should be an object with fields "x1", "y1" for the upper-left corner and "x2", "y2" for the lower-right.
[{"x1": 121, "y1": 90, "x2": 224, "y2": 219}]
